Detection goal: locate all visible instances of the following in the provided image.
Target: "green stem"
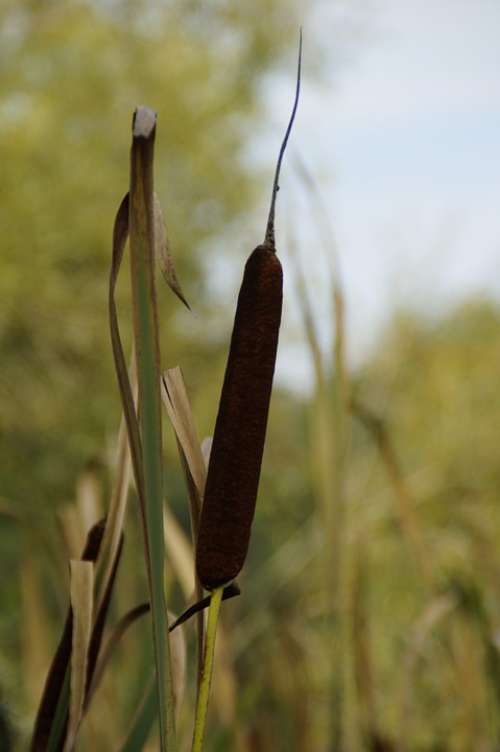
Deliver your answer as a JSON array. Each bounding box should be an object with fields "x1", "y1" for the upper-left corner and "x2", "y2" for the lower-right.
[{"x1": 191, "y1": 587, "x2": 224, "y2": 752}]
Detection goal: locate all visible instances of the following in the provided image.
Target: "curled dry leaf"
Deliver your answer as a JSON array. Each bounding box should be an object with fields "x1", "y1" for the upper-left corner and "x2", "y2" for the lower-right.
[{"x1": 154, "y1": 193, "x2": 190, "y2": 310}]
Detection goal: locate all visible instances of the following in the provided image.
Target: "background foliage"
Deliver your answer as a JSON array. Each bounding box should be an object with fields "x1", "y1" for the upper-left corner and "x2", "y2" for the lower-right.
[{"x1": 2, "y1": 2, "x2": 500, "y2": 750}]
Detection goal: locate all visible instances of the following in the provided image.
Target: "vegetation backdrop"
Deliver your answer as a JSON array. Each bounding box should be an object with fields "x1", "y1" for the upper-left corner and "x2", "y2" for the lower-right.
[{"x1": 2, "y1": 3, "x2": 500, "y2": 751}]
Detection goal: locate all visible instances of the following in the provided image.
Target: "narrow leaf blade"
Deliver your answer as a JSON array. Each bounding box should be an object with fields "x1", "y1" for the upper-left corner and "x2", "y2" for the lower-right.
[{"x1": 129, "y1": 106, "x2": 176, "y2": 751}]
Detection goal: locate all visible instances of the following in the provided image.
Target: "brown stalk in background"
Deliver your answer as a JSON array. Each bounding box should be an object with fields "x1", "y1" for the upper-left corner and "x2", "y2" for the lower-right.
[
  {"x1": 292, "y1": 154, "x2": 353, "y2": 747},
  {"x1": 351, "y1": 399, "x2": 435, "y2": 590}
]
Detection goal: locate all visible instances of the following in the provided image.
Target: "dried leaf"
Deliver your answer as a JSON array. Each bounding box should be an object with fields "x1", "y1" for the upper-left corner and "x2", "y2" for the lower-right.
[
  {"x1": 57, "y1": 506, "x2": 86, "y2": 560},
  {"x1": 161, "y1": 368, "x2": 206, "y2": 501},
  {"x1": 161, "y1": 367, "x2": 206, "y2": 691},
  {"x1": 64, "y1": 560, "x2": 94, "y2": 752},
  {"x1": 154, "y1": 193, "x2": 190, "y2": 310},
  {"x1": 76, "y1": 467, "x2": 102, "y2": 534},
  {"x1": 164, "y1": 506, "x2": 196, "y2": 599}
]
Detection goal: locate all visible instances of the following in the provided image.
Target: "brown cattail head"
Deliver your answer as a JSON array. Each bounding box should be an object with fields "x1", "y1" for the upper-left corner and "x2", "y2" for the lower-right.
[
  {"x1": 195, "y1": 32, "x2": 301, "y2": 590},
  {"x1": 196, "y1": 246, "x2": 282, "y2": 588}
]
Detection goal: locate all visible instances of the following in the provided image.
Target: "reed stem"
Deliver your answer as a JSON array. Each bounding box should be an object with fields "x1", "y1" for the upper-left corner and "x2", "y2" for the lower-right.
[{"x1": 191, "y1": 586, "x2": 224, "y2": 752}]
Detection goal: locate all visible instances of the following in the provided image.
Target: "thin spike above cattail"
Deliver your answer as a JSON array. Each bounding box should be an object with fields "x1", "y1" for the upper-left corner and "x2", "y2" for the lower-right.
[{"x1": 264, "y1": 28, "x2": 302, "y2": 250}]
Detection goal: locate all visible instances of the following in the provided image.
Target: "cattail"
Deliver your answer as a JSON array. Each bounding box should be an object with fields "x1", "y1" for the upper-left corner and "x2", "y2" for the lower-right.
[{"x1": 196, "y1": 34, "x2": 302, "y2": 590}]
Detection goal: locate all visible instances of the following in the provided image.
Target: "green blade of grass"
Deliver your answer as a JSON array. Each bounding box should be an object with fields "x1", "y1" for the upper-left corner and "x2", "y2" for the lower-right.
[{"x1": 129, "y1": 106, "x2": 176, "y2": 751}]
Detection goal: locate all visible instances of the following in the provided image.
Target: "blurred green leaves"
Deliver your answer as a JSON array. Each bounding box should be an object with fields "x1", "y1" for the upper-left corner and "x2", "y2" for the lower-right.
[{"x1": 0, "y1": 0, "x2": 298, "y2": 511}]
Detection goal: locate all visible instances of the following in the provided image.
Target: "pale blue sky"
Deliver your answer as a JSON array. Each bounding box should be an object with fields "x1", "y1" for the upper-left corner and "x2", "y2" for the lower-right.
[{"x1": 263, "y1": 0, "x2": 500, "y2": 390}]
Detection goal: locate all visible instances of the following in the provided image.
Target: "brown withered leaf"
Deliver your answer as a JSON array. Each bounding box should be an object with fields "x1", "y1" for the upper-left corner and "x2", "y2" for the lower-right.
[{"x1": 154, "y1": 192, "x2": 190, "y2": 310}]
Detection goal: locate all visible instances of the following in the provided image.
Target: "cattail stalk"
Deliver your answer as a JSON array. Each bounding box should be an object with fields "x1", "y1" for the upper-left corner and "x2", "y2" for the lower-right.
[
  {"x1": 190, "y1": 586, "x2": 224, "y2": 752},
  {"x1": 190, "y1": 32, "x2": 302, "y2": 752},
  {"x1": 196, "y1": 31, "x2": 302, "y2": 591}
]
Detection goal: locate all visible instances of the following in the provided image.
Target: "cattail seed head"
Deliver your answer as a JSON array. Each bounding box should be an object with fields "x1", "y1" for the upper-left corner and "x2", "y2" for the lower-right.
[
  {"x1": 195, "y1": 32, "x2": 301, "y2": 590},
  {"x1": 196, "y1": 246, "x2": 282, "y2": 589}
]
